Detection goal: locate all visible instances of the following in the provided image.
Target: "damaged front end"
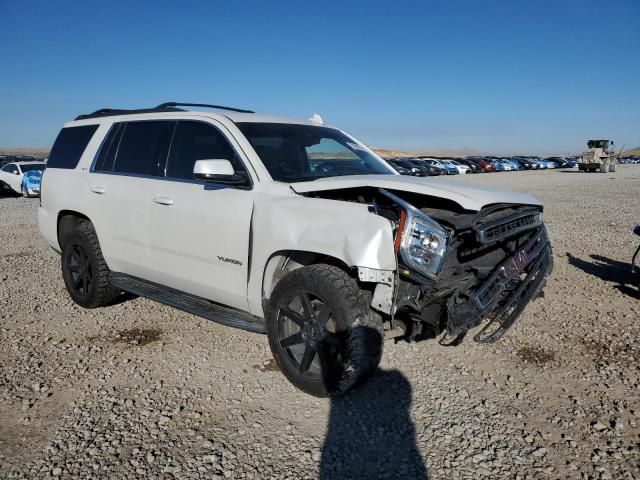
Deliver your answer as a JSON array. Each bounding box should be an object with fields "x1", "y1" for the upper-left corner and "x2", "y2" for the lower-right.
[{"x1": 377, "y1": 188, "x2": 553, "y2": 344}]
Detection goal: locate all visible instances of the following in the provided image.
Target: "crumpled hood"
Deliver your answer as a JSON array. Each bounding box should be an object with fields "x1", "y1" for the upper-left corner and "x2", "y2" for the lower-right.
[{"x1": 290, "y1": 174, "x2": 541, "y2": 211}]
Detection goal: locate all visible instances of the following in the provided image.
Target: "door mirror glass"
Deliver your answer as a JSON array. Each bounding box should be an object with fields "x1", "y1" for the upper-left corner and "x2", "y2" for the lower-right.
[{"x1": 193, "y1": 159, "x2": 246, "y2": 185}]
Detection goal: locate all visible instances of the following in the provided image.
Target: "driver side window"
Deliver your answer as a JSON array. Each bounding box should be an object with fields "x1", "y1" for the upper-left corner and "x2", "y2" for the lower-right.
[{"x1": 165, "y1": 121, "x2": 243, "y2": 180}]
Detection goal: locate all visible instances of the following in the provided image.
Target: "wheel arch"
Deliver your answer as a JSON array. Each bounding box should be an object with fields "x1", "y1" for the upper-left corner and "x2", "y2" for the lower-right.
[
  {"x1": 261, "y1": 250, "x2": 353, "y2": 303},
  {"x1": 57, "y1": 210, "x2": 92, "y2": 248}
]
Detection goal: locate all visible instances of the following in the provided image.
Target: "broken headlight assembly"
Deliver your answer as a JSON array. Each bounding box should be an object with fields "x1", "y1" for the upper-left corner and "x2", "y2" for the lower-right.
[
  {"x1": 380, "y1": 189, "x2": 449, "y2": 280},
  {"x1": 400, "y1": 211, "x2": 448, "y2": 279}
]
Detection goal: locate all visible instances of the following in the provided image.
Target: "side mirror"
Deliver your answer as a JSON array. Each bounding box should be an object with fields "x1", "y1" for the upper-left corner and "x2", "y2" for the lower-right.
[{"x1": 193, "y1": 159, "x2": 247, "y2": 185}]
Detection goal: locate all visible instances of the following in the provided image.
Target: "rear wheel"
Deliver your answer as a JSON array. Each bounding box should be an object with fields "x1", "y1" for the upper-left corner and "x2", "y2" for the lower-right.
[
  {"x1": 61, "y1": 220, "x2": 121, "y2": 308},
  {"x1": 266, "y1": 264, "x2": 383, "y2": 397},
  {"x1": 610, "y1": 160, "x2": 617, "y2": 172}
]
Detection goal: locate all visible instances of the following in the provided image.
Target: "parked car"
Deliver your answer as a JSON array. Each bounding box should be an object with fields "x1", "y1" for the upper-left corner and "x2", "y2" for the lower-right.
[
  {"x1": 0, "y1": 161, "x2": 46, "y2": 195},
  {"x1": 545, "y1": 157, "x2": 569, "y2": 168},
  {"x1": 440, "y1": 159, "x2": 470, "y2": 174},
  {"x1": 393, "y1": 159, "x2": 429, "y2": 176},
  {"x1": 492, "y1": 160, "x2": 511, "y2": 171},
  {"x1": 386, "y1": 159, "x2": 412, "y2": 175},
  {"x1": 455, "y1": 158, "x2": 483, "y2": 173},
  {"x1": 39, "y1": 101, "x2": 552, "y2": 397},
  {"x1": 513, "y1": 158, "x2": 539, "y2": 170},
  {"x1": 536, "y1": 159, "x2": 550, "y2": 169},
  {"x1": 419, "y1": 158, "x2": 458, "y2": 175},
  {"x1": 507, "y1": 159, "x2": 523, "y2": 171},
  {"x1": 414, "y1": 161, "x2": 443, "y2": 176},
  {"x1": 21, "y1": 169, "x2": 44, "y2": 197},
  {"x1": 466, "y1": 157, "x2": 496, "y2": 173}
]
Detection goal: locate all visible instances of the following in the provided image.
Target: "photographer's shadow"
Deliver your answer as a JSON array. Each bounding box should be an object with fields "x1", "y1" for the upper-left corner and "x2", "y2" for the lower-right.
[{"x1": 320, "y1": 369, "x2": 428, "y2": 479}]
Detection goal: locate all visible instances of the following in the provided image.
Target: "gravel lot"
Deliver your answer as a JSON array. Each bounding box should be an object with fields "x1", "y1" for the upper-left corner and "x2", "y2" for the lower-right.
[{"x1": 1, "y1": 166, "x2": 639, "y2": 479}]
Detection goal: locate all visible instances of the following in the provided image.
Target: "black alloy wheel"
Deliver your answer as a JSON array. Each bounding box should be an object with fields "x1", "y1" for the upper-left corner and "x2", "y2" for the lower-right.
[
  {"x1": 276, "y1": 290, "x2": 343, "y2": 381},
  {"x1": 266, "y1": 264, "x2": 384, "y2": 397},
  {"x1": 66, "y1": 242, "x2": 93, "y2": 296}
]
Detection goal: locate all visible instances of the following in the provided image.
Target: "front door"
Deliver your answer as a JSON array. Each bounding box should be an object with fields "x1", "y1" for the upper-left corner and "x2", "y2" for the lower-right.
[{"x1": 147, "y1": 120, "x2": 254, "y2": 311}]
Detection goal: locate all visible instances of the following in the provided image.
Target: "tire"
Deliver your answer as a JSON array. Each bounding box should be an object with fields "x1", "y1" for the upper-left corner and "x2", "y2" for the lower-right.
[
  {"x1": 266, "y1": 264, "x2": 383, "y2": 397},
  {"x1": 21, "y1": 185, "x2": 29, "y2": 198},
  {"x1": 610, "y1": 161, "x2": 617, "y2": 172},
  {"x1": 60, "y1": 220, "x2": 121, "y2": 308},
  {"x1": 600, "y1": 162, "x2": 609, "y2": 173}
]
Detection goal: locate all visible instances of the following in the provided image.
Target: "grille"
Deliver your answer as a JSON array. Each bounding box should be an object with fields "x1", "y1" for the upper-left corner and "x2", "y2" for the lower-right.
[
  {"x1": 473, "y1": 227, "x2": 549, "y2": 311},
  {"x1": 475, "y1": 210, "x2": 542, "y2": 244}
]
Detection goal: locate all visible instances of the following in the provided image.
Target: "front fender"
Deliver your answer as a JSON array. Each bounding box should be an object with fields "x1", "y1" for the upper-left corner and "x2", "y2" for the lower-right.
[{"x1": 247, "y1": 193, "x2": 396, "y2": 316}]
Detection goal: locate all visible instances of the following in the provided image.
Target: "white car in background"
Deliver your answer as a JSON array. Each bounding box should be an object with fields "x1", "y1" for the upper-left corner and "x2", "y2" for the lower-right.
[
  {"x1": 442, "y1": 159, "x2": 470, "y2": 174},
  {"x1": 0, "y1": 161, "x2": 46, "y2": 195}
]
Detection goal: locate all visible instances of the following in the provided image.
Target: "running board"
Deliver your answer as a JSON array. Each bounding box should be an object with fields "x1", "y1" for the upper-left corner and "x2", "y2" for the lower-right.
[{"x1": 110, "y1": 273, "x2": 266, "y2": 334}]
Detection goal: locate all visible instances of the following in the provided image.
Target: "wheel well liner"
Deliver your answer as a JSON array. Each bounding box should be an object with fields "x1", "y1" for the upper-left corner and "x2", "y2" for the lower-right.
[
  {"x1": 261, "y1": 250, "x2": 352, "y2": 300},
  {"x1": 57, "y1": 210, "x2": 91, "y2": 248}
]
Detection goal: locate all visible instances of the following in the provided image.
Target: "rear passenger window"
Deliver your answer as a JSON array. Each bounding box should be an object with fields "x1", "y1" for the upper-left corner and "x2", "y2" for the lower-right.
[
  {"x1": 93, "y1": 123, "x2": 123, "y2": 172},
  {"x1": 48, "y1": 125, "x2": 99, "y2": 169},
  {"x1": 112, "y1": 121, "x2": 174, "y2": 176},
  {"x1": 166, "y1": 121, "x2": 240, "y2": 180}
]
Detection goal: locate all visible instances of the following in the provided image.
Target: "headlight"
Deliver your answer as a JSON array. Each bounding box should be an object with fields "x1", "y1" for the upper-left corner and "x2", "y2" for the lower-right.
[
  {"x1": 400, "y1": 213, "x2": 448, "y2": 279},
  {"x1": 380, "y1": 189, "x2": 449, "y2": 280}
]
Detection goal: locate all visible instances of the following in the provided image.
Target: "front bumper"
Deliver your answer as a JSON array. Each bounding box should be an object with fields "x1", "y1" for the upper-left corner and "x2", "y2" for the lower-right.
[
  {"x1": 442, "y1": 224, "x2": 552, "y2": 344},
  {"x1": 471, "y1": 227, "x2": 552, "y2": 342}
]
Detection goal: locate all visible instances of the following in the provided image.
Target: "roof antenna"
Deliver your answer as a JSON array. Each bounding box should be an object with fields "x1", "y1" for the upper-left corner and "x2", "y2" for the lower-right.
[{"x1": 309, "y1": 113, "x2": 324, "y2": 124}]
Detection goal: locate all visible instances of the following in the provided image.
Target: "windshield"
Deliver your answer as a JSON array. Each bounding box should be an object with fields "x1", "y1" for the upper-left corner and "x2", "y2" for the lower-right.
[
  {"x1": 20, "y1": 164, "x2": 45, "y2": 173},
  {"x1": 237, "y1": 123, "x2": 393, "y2": 182}
]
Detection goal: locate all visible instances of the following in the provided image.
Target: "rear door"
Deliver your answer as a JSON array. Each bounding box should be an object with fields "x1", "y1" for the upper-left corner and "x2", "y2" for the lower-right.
[
  {"x1": 85, "y1": 120, "x2": 174, "y2": 279},
  {"x1": 147, "y1": 119, "x2": 254, "y2": 311}
]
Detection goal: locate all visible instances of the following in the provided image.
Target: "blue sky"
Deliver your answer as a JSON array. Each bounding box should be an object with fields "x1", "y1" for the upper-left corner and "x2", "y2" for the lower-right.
[{"x1": 1, "y1": 0, "x2": 638, "y2": 154}]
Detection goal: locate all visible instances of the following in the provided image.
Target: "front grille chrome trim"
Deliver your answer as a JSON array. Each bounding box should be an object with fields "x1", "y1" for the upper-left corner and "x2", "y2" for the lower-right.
[{"x1": 475, "y1": 210, "x2": 542, "y2": 244}]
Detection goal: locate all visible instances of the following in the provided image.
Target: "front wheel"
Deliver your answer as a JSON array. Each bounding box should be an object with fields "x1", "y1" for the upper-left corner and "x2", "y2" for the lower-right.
[
  {"x1": 21, "y1": 185, "x2": 29, "y2": 197},
  {"x1": 266, "y1": 264, "x2": 383, "y2": 397}
]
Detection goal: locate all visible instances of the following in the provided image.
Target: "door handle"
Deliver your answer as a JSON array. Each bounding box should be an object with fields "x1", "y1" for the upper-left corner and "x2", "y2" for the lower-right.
[
  {"x1": 153, "y1": 196, "x2": 174, "y2": 206},
  {"x1": 90, "y1": 186, "x2": 106, "y2": 194}
]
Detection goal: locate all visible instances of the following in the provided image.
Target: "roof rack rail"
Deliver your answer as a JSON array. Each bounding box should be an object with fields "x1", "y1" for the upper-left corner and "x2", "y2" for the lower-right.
[
  {"x1": 75, "y1": 106, "x2": 184, "y2": 120},
  {"x1": 155, "y1": 102, "x2": 254, "y2": 114},
  {"x1": 74, "y1": 102, "x2": 254, "y2": 121}
]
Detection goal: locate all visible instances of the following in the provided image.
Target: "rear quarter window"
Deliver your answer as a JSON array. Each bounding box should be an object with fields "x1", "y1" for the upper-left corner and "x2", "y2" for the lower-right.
[{"x1": 47, "y1": 125, "x2": 99, "y2": 169}]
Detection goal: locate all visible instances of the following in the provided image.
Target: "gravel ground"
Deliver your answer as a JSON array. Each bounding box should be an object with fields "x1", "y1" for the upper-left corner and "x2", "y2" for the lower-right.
[{"x1": 1, "y1": 166, "x2": 639, "y2": 479}]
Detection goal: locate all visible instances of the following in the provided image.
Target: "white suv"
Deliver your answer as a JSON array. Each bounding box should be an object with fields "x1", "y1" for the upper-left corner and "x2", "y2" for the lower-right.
[{"x1": 39, "y1": 102, "x2": 552, "y2": 396}]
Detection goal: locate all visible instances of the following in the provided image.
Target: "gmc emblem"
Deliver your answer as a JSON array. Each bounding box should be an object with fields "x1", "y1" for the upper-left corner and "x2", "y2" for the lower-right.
[{"x1": 502, "y1": 249, "x2": 530, "y2": 279}]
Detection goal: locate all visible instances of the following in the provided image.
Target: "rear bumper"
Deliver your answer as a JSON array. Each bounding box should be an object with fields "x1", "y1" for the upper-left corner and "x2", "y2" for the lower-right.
[{"x1": 38, "y1": 207, "x2": 60, "y2": 253}]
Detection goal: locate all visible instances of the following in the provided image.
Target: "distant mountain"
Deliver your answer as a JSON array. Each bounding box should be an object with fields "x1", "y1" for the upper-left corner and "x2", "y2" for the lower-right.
[
  {"x1": 622, "y1": 146, "x2": 640, "y2": 157},
  {"x1": 371, "y1": 147, "x2": 486, "y2": 159},
  {"x1": 0, "y1": 147, "x2": 49, "y2": 158}
]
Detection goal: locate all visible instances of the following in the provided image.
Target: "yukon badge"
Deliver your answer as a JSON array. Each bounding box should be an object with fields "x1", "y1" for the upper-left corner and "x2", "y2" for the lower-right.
[{"x1": 218, "y1": 256, "x2": 242, "y2": 266}]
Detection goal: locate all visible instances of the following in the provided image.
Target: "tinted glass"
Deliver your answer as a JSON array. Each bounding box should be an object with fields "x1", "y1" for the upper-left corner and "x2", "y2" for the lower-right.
[
  {"x1": 166, "y1": 121, "x2": 239, "y2": 180},
  {"x1": 48, "y1": 125, "x2": 99, "y2": 169},
  {"x1": 237, "y1": 123, "x2": 391, "y2": 182},
  {"x1": 113, "y1": 121, "x2": 174, "y2": 176},
  {"x1": 20, "y1": 164, "x2": 45, "y2": 173},
  {"x1": 93, "y1": 123, "x2": 124, "y2": 172}
]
